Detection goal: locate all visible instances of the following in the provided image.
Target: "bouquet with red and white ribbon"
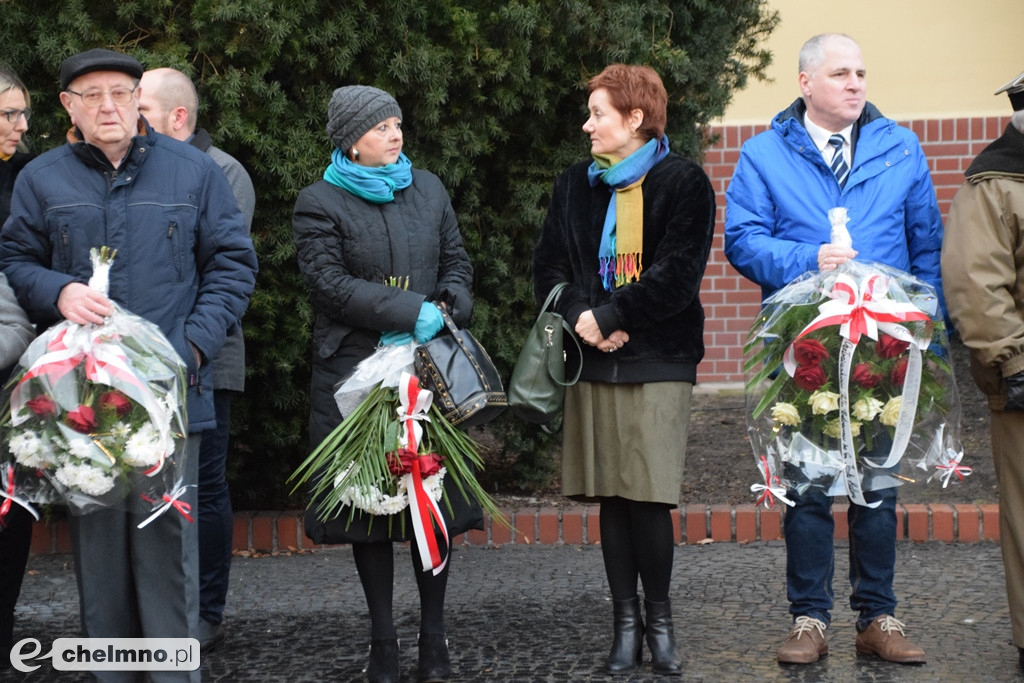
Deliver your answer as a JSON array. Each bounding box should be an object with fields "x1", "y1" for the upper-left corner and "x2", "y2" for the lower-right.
[
  {"x1": 290, "y1": 344, "x2": 505, "y2": 574},
  {"x1": 1, "y1": 247, "x2": 188, "y2": 522},
  {"x1": 742, "y1": 209, "x2": 965, "y2": 507}
]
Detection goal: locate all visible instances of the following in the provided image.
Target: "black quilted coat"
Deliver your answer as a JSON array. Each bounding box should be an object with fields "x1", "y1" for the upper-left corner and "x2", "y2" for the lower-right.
[{"x1": 292, "y1": 169, "x2": 481, "y2": 543}]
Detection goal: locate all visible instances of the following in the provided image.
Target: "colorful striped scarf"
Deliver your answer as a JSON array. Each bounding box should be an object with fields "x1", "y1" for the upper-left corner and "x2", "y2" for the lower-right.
[{"x1": 587, "y1": 135, "x2": 669, "y2": 291}]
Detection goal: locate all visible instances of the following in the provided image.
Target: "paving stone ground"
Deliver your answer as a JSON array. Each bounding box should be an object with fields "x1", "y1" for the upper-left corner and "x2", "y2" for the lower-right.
[{"x1": 2, "y1": 540, "x2": 1019, "y2": 682}]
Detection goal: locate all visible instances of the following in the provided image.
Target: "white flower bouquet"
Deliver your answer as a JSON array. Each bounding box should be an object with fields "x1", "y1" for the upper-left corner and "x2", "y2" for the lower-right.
[{"x1": 0, "y1": 248, "x2": 188, "y2": 523}]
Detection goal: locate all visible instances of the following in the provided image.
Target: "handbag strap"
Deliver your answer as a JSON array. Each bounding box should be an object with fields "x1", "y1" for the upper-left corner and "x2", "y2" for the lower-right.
[
  {"x1": 435, "y1": 303, "x2": 460, "y2": 336},
  {"x1": 538, "y1": 283, "x2": 582, "y2": 387}
]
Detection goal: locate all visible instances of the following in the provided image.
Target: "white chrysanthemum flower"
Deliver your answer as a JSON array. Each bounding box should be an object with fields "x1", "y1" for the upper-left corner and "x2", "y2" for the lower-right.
[
  {"x1": 337, "y1": 467, "x2": 446, "y2": 516},
  {"x1": 67, "y1": 437, "x2": 97, "y2": 461},
  {"x1": 110, "y1": 422, "x2": 132, "y2": 440},
  {"x1": 880, "y1": 396, "x2": 903, "y2": 427},
  {"x1": 123, "y1": 423, "x2": 165, "y2": 467},
  {"x1": 808, "y1": 390, "x2": 841, "y2": 416},
  {"x1": 55, "y1": 463, "x2": 116, "y2": 496},
  {"x1": 10, "y1": 430, "x2": 61, "y2": 468},
  {"x1": 852, "y1": 396, "x2": 885, "y2": 423},
  {"x1": 770, "y1": 402, "x2": 802, "y2": 426}
]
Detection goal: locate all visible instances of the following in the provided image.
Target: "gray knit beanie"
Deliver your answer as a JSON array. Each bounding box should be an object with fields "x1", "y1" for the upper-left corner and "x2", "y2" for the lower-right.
[{"x1": 326, "y1": 86, "x2": 403, "y2": 153}]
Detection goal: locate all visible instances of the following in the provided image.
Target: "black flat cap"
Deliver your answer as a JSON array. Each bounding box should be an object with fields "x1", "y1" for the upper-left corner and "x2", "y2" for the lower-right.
[{"x1": 59, "y1": 48, "x2": 143, "y2": 90}]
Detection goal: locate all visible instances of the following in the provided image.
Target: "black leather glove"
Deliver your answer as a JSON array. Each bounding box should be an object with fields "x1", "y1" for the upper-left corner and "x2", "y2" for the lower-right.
[{"x1": 1006, "y1": 370, "x2": 1024, "y2": 411}]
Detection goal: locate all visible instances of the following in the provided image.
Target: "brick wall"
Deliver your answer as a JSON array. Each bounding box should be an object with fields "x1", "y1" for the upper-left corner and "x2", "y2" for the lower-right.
[{"x1": 697, "y1": 114, "x2": 1013, "y2": 384}]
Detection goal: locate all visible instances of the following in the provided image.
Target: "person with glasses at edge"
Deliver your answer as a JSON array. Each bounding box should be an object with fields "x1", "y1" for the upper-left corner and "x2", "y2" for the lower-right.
[
  {"x1": 0, "y1": 49, "x2": 257, "y2": 681},
  {"x1": 0, "y1": 65, "x2": 41, "y2": 672}
]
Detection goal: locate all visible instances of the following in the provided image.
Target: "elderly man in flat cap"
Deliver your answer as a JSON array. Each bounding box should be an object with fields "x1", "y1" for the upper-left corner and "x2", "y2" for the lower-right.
[
  {"x1": 943, "y1": 69, "x2": 1024, "y2": 671},
  {"x1": 0, "y1": 47, "x2": 257, "y2": 679}
]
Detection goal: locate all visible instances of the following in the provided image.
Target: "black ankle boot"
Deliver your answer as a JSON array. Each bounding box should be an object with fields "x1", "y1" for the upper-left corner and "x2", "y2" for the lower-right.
[
  {"x1": 606, "y1": 596, "x2": 644, "y2": 674},
  {"x1": 417, "y1": 632, "x2": 451, "y2": 682},
  {"x1": 366, "y1": 638, "x2": 400, "y2": 683},
  {"x1": 644, "y1": 599, "x2": 682, "y2": 675}
]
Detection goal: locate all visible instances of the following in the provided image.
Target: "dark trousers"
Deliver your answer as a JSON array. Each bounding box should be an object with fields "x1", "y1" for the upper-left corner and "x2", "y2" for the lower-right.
[
  {"x1": 0, "y1": 504, "x2": 32, "y2": 654},
  {"x1": 198, "y1": 390, "x2": 234, "y2": 625}
]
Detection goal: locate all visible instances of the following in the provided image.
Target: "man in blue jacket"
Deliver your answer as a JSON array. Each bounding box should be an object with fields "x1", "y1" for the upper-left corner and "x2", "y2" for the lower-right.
[
  {"x1": 0, "y1": 48, "x2": 257, "y2": 680},
  {"x1": 725, "y1": 33, "x2": 942, "y2": 666}
]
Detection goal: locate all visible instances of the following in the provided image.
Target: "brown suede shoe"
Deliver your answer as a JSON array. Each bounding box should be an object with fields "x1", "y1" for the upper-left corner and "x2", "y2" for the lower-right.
[
  {"x1": 777, "y1": 616, "x2": 828, "y2": 664},
  {"x1": 855, "y1": 615, "x2": 926, "y2": 664}
]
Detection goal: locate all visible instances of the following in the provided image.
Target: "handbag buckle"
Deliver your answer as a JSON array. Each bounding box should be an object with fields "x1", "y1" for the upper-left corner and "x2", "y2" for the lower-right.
[{"x1": 544, "y1": 324, "x2": 556, "y2": 348}]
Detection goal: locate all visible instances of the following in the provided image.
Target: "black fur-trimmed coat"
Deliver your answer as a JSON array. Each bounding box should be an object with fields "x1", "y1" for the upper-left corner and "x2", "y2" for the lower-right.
[{"x1": 533, "y1": 153, "x2": 716, "y2": 384}]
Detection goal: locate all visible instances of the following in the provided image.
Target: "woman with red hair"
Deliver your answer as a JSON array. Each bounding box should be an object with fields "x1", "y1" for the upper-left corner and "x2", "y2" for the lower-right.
[{"x1": 532, "y1": 64, "x2": 715, "y2": 675}]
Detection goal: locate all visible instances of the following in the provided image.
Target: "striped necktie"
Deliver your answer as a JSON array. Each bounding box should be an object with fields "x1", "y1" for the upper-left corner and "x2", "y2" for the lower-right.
[{"x1": 829, "y1": 134, "x2": 849, "y2": 189}]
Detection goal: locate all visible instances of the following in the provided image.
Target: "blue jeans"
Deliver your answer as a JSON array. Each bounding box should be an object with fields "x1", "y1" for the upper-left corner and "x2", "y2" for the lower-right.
[
  {"x1": 784, "y1": 485, "x2": 897, "y2": 631},
  {"x1": 198, "y1": 390, "x2": 235, "y2": 625}
]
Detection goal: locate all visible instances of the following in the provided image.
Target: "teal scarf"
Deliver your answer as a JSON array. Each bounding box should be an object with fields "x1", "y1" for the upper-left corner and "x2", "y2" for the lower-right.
[{"x1": 323, "y1": 148, "x2": 413, "y2": 203}]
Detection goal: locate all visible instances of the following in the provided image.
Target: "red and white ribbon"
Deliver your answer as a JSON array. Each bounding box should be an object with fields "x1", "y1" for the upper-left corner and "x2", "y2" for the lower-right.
[
  {"x1": 137, "y1": 485, "x2": 194, "y2": 528},
  {"x1": 750, "y1": 455, "x2": 793, "y2": 509},
  {"x1": 936, "y1": 458, "x2": 973, "y2": 489},
  {"x1": 396, "y1": 372, "x2": 449, "y2": 575}
]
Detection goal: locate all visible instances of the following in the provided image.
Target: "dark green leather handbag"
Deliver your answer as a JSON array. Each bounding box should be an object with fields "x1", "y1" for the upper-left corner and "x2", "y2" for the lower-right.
[{"x1": 508, "y1": 283, "x2": 582, "y2": 426}]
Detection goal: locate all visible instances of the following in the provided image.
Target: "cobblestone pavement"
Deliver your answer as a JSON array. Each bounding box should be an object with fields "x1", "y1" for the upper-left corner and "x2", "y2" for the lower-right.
[{"x1": 3, "y1": 541, "x2": 1018, "y2": 682}]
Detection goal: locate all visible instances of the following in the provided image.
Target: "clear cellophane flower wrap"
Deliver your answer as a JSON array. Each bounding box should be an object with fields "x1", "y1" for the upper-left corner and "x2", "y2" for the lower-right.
[
  {"x1": 0, "y1": 247, "x2": 189, "y2": 524},
  {"x1": 742, "y1": 210, "x2": 968, "y2": 509}
]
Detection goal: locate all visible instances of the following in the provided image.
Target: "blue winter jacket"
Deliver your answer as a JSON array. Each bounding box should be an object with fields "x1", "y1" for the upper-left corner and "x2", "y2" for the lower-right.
[
  {"x1": 0, "y1": 120, "x2": 258, "y2": 432},
  {"x1": 724, "y1": 98, "x2": 944, "y2": 311}
]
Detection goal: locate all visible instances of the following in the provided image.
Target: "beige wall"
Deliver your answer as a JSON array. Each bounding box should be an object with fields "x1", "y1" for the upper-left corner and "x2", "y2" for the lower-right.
[{"x1": 720, "y1": 0, "x2": 1024, "y2": 125}]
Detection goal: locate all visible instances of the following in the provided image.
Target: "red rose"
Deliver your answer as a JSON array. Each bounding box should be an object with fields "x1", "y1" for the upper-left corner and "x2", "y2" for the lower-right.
[
  {"x1": 793, "y1": 365, "x2": 828, "y2": 392},
  {"x1": 890, "y1": 357, "x2": 909, "y2": 387},
  {"x1": 852, "y1": 363, "x2": 884, "y2": 389},
  {"x1": 65, "y1": 405, "x2": 97, "y2": 433},
  {"x1": 793, "y1": 338, "x2": 829, "y2": 366},
  {"x1": 100, "y1": 390, "x2": 133, "y2": 417},
  {"x1": 876, "y1": 334, "x2": 910, "y2": 359},
  {"x1": 25, "y1": 395, "x2": 57, "y2": 418},
  {"x1": 388, "y1": 449, "x2": 444, "y2": 478}
]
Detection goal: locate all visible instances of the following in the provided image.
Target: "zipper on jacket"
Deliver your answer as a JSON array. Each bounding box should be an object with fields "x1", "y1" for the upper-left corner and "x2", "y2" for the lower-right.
[
  {"x1": 59, "y1": 226, "x2": 70, "y2": 271},
  {"x1": 166, "y1": 221, "x2": 182, "y2": 280}
]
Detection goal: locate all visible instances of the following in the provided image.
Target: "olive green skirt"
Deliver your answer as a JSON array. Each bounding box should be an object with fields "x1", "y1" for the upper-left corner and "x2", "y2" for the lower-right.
[{"x1": 561, "y1": 381, "x2": 693, "y2": 506}]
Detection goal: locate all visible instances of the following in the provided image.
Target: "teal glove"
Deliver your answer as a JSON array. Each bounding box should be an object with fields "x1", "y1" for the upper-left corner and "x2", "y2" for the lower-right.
[
  {"x1": 379, "y1": 330, "x2": 414, "y2": 346},
  {"x1": 414, "y1": 302, "x2": 444, "y2": 342}
]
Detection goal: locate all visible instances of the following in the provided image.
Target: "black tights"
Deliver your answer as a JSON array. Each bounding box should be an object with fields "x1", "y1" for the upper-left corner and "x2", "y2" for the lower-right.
[
  {"x1": 352, "y1": 539, "x2": 450, "y2": 640},
  {"x1": 599, "y1": 496, "x2": 675, "y2": 603}
]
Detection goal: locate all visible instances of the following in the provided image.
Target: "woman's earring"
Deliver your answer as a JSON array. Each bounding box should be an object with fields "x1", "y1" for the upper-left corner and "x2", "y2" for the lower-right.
[{"x1": 351, "y1": 148, "x2": 359, "y2": 160}]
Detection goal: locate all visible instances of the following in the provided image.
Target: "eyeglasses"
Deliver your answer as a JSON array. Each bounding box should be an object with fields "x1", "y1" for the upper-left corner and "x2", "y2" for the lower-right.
[
  {"x1": 65, "y1": 87, "x2": 136, "y2": 108},
  {"x1": 0, "y1": 108, "x2": 31, "y2": 123}
]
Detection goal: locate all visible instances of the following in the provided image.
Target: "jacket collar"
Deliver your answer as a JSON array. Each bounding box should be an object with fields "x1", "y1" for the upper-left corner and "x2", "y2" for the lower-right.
[
  {"x1": 965, "y1": 123, "x2": 1024, "y2": 180},
  {"x1": 66, "y1": 116, "x2": 155, "y2": 173},
  {"x1": 189, "y1": 128, "x2": 213, "y2": 153},
  {"x1": 773, "y1": 97, "x2": 886, "y2": 158}
]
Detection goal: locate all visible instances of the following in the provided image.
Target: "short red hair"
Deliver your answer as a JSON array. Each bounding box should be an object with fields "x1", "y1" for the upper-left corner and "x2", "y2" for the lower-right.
[{"x1": 587, "y1": 64, "x2": 667, "y2": 141}]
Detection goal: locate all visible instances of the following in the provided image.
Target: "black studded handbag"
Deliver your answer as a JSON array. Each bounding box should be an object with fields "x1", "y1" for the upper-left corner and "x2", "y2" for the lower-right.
[{"x1": 413, "y1": 306, "x2": 507, "y2": 428}]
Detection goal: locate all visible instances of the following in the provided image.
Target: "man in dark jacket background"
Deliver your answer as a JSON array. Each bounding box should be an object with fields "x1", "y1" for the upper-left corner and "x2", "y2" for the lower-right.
[
  {"x1": 138, "y1": 66, "x2": 256, "y2": 653},
  {"x1": 0, "y1": 48, "x2": 257, "y2": 680}
]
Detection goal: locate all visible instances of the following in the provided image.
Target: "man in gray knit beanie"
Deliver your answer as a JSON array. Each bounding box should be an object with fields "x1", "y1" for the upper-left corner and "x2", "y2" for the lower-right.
[{"x1": 326, "y1": 85, "x2": 403, "y2": 156}]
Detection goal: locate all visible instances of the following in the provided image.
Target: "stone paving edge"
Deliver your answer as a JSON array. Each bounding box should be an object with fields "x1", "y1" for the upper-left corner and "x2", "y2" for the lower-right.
[{"x1": 26, "y1": 502, "x2": 1001, "y2": 555}]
